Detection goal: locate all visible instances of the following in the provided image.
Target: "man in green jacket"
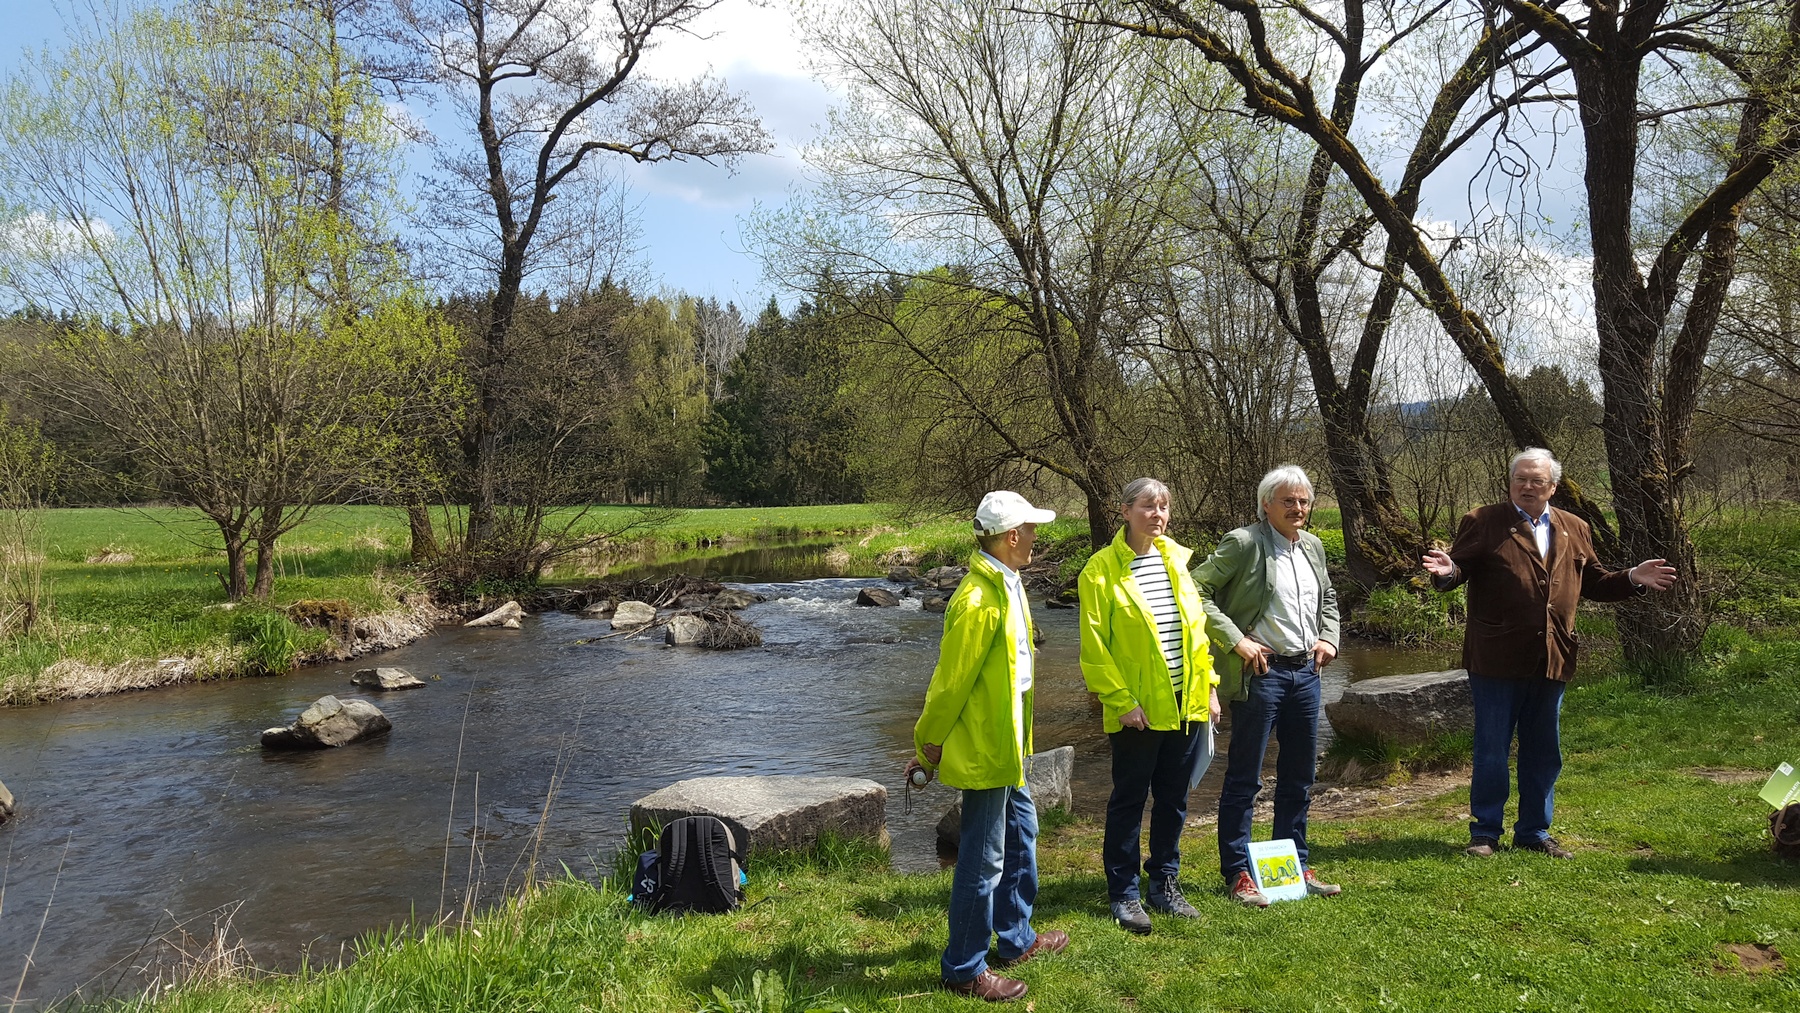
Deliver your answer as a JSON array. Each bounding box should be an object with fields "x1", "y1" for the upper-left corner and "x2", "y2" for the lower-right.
[
  {"x1": 907, "y1": 491, "x2": 1069, "y2": 1003},
  {"x1": 1193, "y1": 465, "x2": 1343, "y2": 907}
]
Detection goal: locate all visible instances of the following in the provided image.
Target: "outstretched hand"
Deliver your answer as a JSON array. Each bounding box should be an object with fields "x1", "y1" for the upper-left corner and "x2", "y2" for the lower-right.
[
  {"x1": 1421, "y1": 548, "x2": 1456, "y2": 579},
  {"x1": 1630, "y1": 558, "x2": 1678, "y2": 592}
]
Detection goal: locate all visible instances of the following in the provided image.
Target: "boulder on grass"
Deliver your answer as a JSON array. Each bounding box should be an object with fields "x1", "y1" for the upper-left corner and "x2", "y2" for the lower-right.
[
  {"x1": 0, "y1": 778, "x2": 14, "y2": 821},
  {"x1": 935, "y1": 746, "x2": 1074, "y2": 854},
  {"x1": 465, "y1": 601, "x2": 524, "y2": 628},
  {"x1": 631, "y1": 775, "x2": 889, "y2": 854},
  {"x1": 1325, "y1": 669, "x2": 1473, "y2": 745},
  {"x1": 665, "y1": 614, "x2": 709, "y2": 646},
  {"x1": 611, "y1": 600, "x2": 657, "y2": 630},
  {"x1": 262, "y1": 695, "x2": 391, "y2": 750},
  {"x1": 350, "y1": 667, "x2": 425, "y2": 691},
  {"x1": 857, "y1": 587, "x2": 901, "y2": 607}
]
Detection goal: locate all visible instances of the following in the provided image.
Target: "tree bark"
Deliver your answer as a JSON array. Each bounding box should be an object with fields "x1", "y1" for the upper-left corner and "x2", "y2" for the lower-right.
[{"x1": 406, "y1": 503, "x2": 438, "y2": 563}]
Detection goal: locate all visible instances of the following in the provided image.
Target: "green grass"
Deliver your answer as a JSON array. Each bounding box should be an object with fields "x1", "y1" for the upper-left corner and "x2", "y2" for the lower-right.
[{"x1": 125, "y1": 648, "x2": 1800, "y2": 1012}]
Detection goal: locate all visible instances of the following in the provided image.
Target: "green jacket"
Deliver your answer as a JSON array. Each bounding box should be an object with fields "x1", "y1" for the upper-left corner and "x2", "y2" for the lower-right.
[
  {"x1": 1191, "y1": 521, "x2": 1340, "y2": 703},
  {"x1": 1078, "y1": 529, "x2": 1218, "y2": 734},
  {"x1": 914, "y1": 551, "x2": 1035, "y2": 791}
]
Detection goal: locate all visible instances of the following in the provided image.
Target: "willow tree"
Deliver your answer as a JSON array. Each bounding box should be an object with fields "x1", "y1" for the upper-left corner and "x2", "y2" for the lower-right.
[
  {"x1": 776, "y1": 0, "x2": 1218, "y2": 547},
  {"x1": 0, "y1": 2, "x2": 451, "y2": 600}
]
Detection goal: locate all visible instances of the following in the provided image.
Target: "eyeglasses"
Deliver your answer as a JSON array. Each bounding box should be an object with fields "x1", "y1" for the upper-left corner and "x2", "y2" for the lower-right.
[{"x1": 1512, "y1": 478, "x2": 1554, "y2": 489}]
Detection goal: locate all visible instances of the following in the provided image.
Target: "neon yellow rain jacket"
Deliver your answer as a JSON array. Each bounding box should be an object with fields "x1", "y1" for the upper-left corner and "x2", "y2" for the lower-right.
[
  {"x1": 913, "y1": 551, "x2": 1035, "y2": 791},
  {"x1": 1079, "y1": 529, "x2": 1217, "y2": 733}
]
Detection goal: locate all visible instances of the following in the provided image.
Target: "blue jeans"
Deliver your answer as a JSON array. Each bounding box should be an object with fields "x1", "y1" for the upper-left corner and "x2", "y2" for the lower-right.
[
  {"x1": 1468, "y1": 673, "x2": 1566, "y2": 846},
  {"x1": 1103, "y1": 721, "x2": 1214, "y2": 901},
  {"x1": 1218, "y1": 657, "x2": 1320, "y2": 880},
  {"x1": 943, "y1": 782, "x2": 1038, "y2": 983}
]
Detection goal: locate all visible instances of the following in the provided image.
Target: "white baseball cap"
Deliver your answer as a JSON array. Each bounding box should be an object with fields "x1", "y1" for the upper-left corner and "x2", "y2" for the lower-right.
[{"x1": 974, "y1": 490, "x2": 1056, "y2": 535}]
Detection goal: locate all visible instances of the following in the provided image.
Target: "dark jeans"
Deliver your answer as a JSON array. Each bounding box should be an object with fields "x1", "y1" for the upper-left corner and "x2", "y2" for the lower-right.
[
  {"x1": 1103, "y1": 720, "x2": 1213, "y2": 901},
  {"x1": 1217, "y1": 656, "x2": 1320, "y2": 880},
  {"x1": 943, "y1": 782, "x2": 1038, "y2": 983},
  {"x1": 1468, "y1": 672, "x2": 1567, "y2": 846}
]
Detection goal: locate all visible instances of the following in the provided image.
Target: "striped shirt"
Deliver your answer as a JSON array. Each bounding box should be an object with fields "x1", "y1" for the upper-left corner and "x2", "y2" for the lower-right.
[{"x1": 1128, "y1": 548, "x2": 1184, "y2": 698}]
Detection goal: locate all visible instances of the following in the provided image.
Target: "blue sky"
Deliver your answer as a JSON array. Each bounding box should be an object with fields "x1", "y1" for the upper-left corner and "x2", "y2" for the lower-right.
[{"x1": 0, "y1": 0, "x2": 830, "y2": 312}]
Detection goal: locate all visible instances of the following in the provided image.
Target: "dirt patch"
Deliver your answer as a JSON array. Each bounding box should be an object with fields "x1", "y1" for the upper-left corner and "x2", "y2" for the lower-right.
[
  {"x1": 1689, "y1": 767, "x2": 1767, "y2": 784},
  {"x1": 1715, "y1": 942, "x2": 1785, "y2": 975},
  {"x1": 1187, "y1": 769, "x2": 1470, "y2": 826}
]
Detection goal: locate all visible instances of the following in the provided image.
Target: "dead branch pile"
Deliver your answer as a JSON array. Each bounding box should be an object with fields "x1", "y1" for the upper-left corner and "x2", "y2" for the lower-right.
[
  {"x1": 686, "y1": 607, "x2": 763, "y2": 649},
  {"x1": 533, "y1": 574, "x2": 726, "y2": 612}
]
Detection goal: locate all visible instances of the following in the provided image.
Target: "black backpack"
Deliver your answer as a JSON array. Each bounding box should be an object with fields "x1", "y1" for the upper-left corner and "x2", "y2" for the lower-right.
[{"x1": 642, "y1": 815, "x2": 744, "y2": 914}]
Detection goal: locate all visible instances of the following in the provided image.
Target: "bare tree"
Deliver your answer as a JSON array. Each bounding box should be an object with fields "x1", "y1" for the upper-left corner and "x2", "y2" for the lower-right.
[
  {"x1": 380, "y1": 0, "x2": 769, "y2": 573},
  {"x1": 1085, "y1": 0, "x2": 1800, "y2": 659}
]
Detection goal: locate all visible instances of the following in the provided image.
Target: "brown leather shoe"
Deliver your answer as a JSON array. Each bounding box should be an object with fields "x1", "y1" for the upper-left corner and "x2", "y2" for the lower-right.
[
  {"x1": 1465, "y1": 836, "x2": 1500, "y2": 857},
  {"x1": 993, "y1": 929, "x2": 1068, "y2": 968},
  {"x1": 942, "y1": 970, "x2": 1028, "y2": 1002},
  {"x1": 1518, "y1": 837, "x2": 1574, "y2": 859}
]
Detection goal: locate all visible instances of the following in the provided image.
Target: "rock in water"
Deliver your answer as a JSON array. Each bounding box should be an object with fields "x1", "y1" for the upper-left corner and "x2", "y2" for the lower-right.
[
  {"x1": 581, "y1": 600, "x2": 615, "y2": 617},
  {"x1": 887, "y1": 566, "x2": 918, "y2": 583},
  {"x1": 0, "y1": 778, "x2": 14, "y2": 821},
  {"x1": 665, "y1": 614, "x2": 709, "y2": 646},
  {"x1": 922, "y1": 594, "x2": 950, "y2": 613},
  {"x1": 631, "y1": 776, "x2": 889, "y2": 854},
  {"x1": 261, "y1": 695, "x2": 392, "y2": 750},
  {"x1": 856, "y1": 587, "x2": 901, "y2": 607},
  {"x1": 465, "y1": 601, "x2": 524, "y2": 628},
  {"x1": 350, "y1": 667, "x2": 425, "y2": 691},
  {"x1": 1325, "y1": 670, "x2": 1473, "y2": 745},
  {"x1": 712, "y1": 588, "x2": 761, "y2": 610},
  {"x1": 611, "y1": 600, "x2": 657, "y2": 630}
]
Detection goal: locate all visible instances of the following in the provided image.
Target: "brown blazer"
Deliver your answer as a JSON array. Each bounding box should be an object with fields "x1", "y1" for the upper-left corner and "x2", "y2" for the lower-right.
[{"x1": 1433, "y1": 502, "x2": 1641, "y2": 681}]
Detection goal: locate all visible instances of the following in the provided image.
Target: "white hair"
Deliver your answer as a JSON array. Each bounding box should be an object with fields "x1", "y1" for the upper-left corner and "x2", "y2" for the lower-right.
[
  {"x1": 1256, "y1": 465, "x2": 1314, "y2": 521},
  {"x1": 1509, "y1": 447, "x2": 1563, "y2": 484},
  {"x1": 1120, "y1": 477, "x2": 1170, "y2": 508}
]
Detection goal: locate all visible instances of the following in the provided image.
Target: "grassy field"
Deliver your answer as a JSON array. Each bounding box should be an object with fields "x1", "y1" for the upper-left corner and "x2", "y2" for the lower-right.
[{"x1": 126, "y1": 651, "x2": 1800, "y2": 1012}]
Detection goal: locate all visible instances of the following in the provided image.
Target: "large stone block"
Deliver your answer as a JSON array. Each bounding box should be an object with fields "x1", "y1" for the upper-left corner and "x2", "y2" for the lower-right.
[
  {"x1": 856, "y1": 587, "x2": 900, "y2": 607},
  {"x1": 1325, "y1": 669, "x2": 1473, "y2": 745},
  {"x1": 631, "y1": 775, "x2": 889, "y2": 854},
  {"x1": 0, "y1": 777, "x2": 14, "y2": 821},
  {"x1": 465, "y1": 601, "x2": 524, "y2": 628},
  {"x1": 611, "y1": 600, "x2": 657, "y2": 630},
  {"x1": 934, "y1": 746, "x2": 1075, "y2": 854}
]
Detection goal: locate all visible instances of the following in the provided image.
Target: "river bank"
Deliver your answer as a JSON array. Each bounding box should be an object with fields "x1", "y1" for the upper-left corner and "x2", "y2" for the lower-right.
[{"x1": 1, "y1": 504, "x2": 1008, "y2": 707}]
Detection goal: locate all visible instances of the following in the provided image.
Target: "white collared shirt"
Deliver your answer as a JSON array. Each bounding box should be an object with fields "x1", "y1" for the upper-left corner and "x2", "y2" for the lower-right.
[
  {"x1": 1514, "y1": 503, "x2": 1552, "y2": 560},
  {"x1": 979, "y1": 550, "x2": 1032, "y2": 757},
  {"x1": 1251, "y1": 533, "x2": 1320, "y2": 656}
]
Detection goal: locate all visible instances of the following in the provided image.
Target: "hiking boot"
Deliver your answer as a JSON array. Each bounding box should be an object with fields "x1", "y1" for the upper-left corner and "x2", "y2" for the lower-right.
[
  {"x1": 1110, "y1": 897, "x2": 1152, "y2": 935},
  {"x1": 1303, "y1": 868, "x2": 1342, "y2": 897},
  {"x1": 1465, "y1": 836, "x2": 1500, "y2": 858},
  {"x1": 943, "y1": 970, "x2": 1027, "y2": 1002},
  {"x1": 1145, "y1": 875, "x2": 1200, "y2": 917},
  {"x1": 1518, "y1": 836, "x2": 1574, "y2": 859},
  {"x1": 993, "y1": 929, "x2": 1068, "y2": 968},
  {"x1": 1227, "y1": 870, "x2": 1269, "y2": 908}
]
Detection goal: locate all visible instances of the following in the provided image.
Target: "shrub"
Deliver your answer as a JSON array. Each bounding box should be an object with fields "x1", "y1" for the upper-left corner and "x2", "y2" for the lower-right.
[
  {"x1": 229, "y1": 608, "x2": 315, "y2": 676},
  {"x1": 1354, "y1": 585, "x2": 1461, "y2": 645}
]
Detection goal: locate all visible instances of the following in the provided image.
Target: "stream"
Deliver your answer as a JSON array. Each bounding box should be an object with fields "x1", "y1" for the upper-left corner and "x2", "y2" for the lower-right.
[{"x1": 0, "y1": 570, "x2": 1449, "y2": 1006}]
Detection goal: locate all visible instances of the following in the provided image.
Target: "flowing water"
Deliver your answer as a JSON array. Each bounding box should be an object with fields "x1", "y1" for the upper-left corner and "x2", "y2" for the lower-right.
[{"x1": 0, "y1": 569, "x2": 1449, "y2": 1006}]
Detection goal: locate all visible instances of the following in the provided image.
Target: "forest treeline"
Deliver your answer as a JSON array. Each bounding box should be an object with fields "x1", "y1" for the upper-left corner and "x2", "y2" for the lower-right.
[{"x1": 0, "y1": 0, "x2": 1798, "y2": 668}]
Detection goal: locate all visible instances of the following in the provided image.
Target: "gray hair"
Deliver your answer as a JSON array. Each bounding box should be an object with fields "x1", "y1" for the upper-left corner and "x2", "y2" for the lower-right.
[
  {"x1": 1509, "y1": 447, "x2": 1563, "y2": 484},
  {"x1": 1120, "y1": 477, "x2": 1170, "y2": 509},
  {"x1": 1256, "y1": 465, "x2": 1314, "y2": 521}
]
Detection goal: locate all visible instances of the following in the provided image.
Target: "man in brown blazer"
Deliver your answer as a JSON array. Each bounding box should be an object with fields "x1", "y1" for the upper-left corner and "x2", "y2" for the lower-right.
[{"x1": 1422, "y1": 448, "x2": 1676, "y2": 858}]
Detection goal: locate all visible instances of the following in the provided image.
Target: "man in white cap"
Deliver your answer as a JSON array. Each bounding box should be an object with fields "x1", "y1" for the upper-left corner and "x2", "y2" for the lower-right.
[{"x1": 906, "y1": 490, "x2": 1069, "y2": 1002}]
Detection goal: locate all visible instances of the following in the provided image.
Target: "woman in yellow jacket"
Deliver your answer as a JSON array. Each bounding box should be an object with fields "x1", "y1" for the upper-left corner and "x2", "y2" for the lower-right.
[{"x1": 1079, "y1": 478, "x2": 1219, "y2": 935}]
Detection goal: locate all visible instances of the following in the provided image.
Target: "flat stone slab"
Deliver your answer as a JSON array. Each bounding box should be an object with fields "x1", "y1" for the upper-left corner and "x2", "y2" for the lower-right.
[
  {"x1": 1325, "y1": 669, "x2": 1472, "y2": 745},
  {"x1": 351, "y1": 667, "x2": 424, "y2": 691},
  {"x1": 631, "y1": 775, "x2": 888, "y2": 854}
]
